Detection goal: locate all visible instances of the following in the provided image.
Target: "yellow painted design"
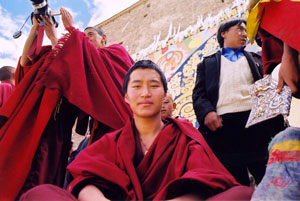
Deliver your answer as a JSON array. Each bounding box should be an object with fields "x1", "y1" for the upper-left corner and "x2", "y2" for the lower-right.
[
  {"x1": 188, "y1": 38, "x2": 203, "y2": 49},
  {"x1": 170, "y1": 36, "x2": 219, "y2": 126},
  {"x1": 271, "y1": 140, "x2": 300, "y2": 152}
]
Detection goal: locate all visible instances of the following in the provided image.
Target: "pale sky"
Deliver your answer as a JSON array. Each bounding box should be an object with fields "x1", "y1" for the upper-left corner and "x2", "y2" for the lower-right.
[{"x1": 0, "y1": 0, "x2": 138, "y2": 67}]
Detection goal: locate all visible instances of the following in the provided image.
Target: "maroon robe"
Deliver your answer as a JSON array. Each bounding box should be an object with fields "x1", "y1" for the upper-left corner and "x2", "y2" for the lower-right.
[
  {"x1": 258, "y1": 1, "x2": 300, "y2": 74},
  {"x1": 0, "y1": 27, "x2": 133, "y2": 200},
  {"x1": 0, "y1": 81, "x2": 15, "y2": 108},
  {"x1": 67, "y1": 118, "x2": 240, "y2": 200}
]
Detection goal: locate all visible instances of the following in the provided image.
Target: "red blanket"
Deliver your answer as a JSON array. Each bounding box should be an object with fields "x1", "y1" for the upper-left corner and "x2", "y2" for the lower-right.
[
  {"x1": 0, "y1": 28, "x2": 133, "y2": 200},
  {"x1": 67, "y1": 118, "x2": 239, "y2": 200}
]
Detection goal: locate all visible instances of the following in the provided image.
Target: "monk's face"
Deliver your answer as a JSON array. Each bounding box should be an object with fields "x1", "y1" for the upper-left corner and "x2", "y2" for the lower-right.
[
  {"x1": 161, "y1": 95, "x2": 176, "y2": 119},
  {"x1": 222, "y1": 23, "x2": 247, "y2": 49},
  {"x1": 125, "y1": 68, "x2": 166, "y2": 119},
  {"x1": 84, "y1": 28, "x2": 106, "y2": 48}
]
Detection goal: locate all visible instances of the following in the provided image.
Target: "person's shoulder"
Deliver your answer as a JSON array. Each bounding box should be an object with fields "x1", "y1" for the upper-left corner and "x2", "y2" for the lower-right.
[
  {"x1": 105, "y1": 44, "x2": 126, "y2": 51},
  {"x1": 170, "y1": 117, "x2": 197, "y2": 131},
  {"x1": 101, "y1": 44, "x2": 130, "y2": 55},
  {"x1": 0, "y1": 82, "x2": 14, "y2": 90},
  {"x1": 203, "y1": 49, "x2": 220, "y2": 59},
  {"x1": 197, "y1": 49, "x2": 220, "y2": 68}
]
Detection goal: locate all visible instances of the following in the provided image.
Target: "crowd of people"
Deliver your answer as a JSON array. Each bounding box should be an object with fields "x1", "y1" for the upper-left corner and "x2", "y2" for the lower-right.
[{"x1": 0, "y1": 1, "x2": 299, "y2": 200}]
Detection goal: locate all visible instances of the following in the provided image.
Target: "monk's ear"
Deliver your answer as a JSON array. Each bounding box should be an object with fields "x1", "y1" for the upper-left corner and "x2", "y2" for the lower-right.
[
  {"x1": 221, "y1": 31, "x2": 227, "y2": 39},
  {"x1": 172, "y1": 102, "x2": 176, "y2": 110},
  {"x1": 101, "y1": 34, "x2": 107, "y2": 45},
  {"x1": 125, "y1": 93, "x2": 129, "y2": 104}
]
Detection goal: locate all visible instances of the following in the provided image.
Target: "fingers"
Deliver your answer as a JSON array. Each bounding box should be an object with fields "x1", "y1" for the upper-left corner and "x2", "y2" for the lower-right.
[
  {"x1": 204, "y1": 112, "x2": 223, "y2": 132},
  {"x1": 60, "y1": 7, "x2": 71, "y2": 18},
  {"x1": 41, "y1": 15, "x2": 53, "y2": 26},
  {"x1": 277, "y1": 76, "x2": 284, "y2": 94},
  {"x1": 60, "y1": 7, "x2": 74, "y2": 29}
]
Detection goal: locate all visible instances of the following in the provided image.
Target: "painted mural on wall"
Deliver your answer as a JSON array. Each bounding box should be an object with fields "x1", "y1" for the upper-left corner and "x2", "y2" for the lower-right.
[
  {"x1": 136, "y1": 0, "x2": 263, "y2": 128},
  {"x1": 146, "y1": 29, "x2": 219, "y2": 128}
]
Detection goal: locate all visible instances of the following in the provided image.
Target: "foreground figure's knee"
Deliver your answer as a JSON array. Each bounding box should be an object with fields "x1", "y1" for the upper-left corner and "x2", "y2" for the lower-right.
[
  {"x1": 206, "y1": 186, "x2": 254, "y2": 201},
  {"x1": 20, "y1": 184, "x2": 77, "y2": 201}
]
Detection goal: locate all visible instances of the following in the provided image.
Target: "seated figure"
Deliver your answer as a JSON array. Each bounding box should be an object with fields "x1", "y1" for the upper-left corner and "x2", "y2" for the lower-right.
[
  {"x1": 161, "y1": 93, "x2": 177, "y2": 119},
  {"x1": 20, "y1": 60, "x2": 253, "y2": 201}
]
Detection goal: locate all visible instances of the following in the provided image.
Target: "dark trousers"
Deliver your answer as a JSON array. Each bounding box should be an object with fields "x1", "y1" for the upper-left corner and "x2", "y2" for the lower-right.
[{"x1": 202, "y1": 111, "x2": 286, "y2": 186}]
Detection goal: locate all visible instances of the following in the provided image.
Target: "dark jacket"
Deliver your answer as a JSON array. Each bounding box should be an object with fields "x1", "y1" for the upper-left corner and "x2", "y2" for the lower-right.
[{"x1": 192, "y1": 50, "x2": 263, "y2": 132}]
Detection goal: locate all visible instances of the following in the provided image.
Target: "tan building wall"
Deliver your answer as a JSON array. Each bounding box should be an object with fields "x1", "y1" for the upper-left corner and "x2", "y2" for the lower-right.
[{"x1": 96, "y1": 0, "x2": 235, "y2": 55}]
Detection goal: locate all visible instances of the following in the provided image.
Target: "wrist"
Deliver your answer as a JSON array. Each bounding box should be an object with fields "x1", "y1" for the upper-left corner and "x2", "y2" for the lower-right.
[
  {"x1": 50, "y1": 37, "x2": 58, "y2": 48},
  {"x1": 66, "y1": 26, "x2": 75, "y2": 33}
]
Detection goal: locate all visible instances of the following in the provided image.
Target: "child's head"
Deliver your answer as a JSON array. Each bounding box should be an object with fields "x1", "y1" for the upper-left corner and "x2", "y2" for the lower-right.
[{"x1": 161, "y1": 93, "x2": 176, "y2": 119}]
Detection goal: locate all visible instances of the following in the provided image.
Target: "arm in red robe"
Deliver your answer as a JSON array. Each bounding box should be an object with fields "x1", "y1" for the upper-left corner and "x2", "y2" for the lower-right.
[
  {"x1": 0, "y1": 27, "x2": 133, "y2": 200},
  {"x1": 256, "y1": 1, "x2": 300, "y2": 74},
  {"x1": 67, "y1": 118, "x2": 239, "y2": 200}
]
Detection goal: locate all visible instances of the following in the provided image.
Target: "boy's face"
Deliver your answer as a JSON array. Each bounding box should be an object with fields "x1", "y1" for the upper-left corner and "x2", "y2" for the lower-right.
[
  {"x1": 222, "y1": 23, "x2": 247, "y2": 49},
  {"x1": 161, "y1": 95, "x2": 176, "y2": 118},
  {"x1": 125, "y1": 68, "x2": 166, "y2": 119}
]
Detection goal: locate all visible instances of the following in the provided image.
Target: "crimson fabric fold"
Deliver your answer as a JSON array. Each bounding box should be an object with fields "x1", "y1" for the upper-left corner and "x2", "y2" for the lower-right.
[
  {"x1": 258, "y1": 1, "x2": 300, "y2": 73},
  {"x1": 0, "y1": 81, "x2": 15, "y2": 108},
  {"x1": 67, "y1": 118, "x2": 240, "y2": 200},
  {"x1": 0, "y1": 28, "x2": 133, "y2": 201},
  {"x1": 260, "y1": 1, "x2": 300, "y2": 53}
]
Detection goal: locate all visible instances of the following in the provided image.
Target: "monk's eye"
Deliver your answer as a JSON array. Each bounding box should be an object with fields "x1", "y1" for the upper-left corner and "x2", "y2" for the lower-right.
[{"x1": 132, "y1": 85, "x2": 141, "y2": 89}]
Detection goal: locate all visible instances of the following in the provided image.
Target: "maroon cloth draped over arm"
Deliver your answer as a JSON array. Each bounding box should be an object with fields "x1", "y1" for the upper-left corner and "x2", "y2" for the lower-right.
[
  {"x1": 42, "y1": 28, "x2": 133, "y2": 130},
  {"x1": 259, "y1": 1, "x2": 300, "y2": 73},
  {"x1": 0, "y1": 47, "x2": 61, "y2": 200},
  {"x1": 0, "y1": 28, "x2": 133, "y2": 200},
  {"x1": 260, "y1": 1, "x2": 300, "y2": 53},
  {"x1": 67, "y1": 118, "x2": 239, "y2": 200}
]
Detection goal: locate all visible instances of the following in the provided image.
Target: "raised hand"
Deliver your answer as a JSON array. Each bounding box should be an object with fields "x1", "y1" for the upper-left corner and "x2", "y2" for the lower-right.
[{"x1": 60, "y1": 7, "x2": 74, "y2": 30}]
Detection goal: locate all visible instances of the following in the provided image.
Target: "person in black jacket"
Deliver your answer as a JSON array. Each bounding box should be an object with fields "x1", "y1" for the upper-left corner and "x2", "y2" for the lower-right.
[{"x1": 192, "y1": 19, "x2": 285, "y2": 186}]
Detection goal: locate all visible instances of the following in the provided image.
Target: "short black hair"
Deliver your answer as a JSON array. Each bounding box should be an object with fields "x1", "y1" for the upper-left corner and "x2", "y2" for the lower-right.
[
  {"x1": 84, "y1": 26, "x2": 105, "y2": 36},
  {"x1": 122, "y1": 60, "x2": 168, "y2": 94},
  {"x1": 0, "y1": 66, "x2": 15, "y2": 81},
  {"x1": 217, "y1": 19, "x2": 246, "y2": 48}
]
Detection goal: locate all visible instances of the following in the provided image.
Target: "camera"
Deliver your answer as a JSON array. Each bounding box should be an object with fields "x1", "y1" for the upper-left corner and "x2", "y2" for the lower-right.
[
  {"x1": 30, "y1": 0, "x2": 58, "y2": 28},
  {"x1": 13, "y1": 0, "x2": 59, "y2": 39}
]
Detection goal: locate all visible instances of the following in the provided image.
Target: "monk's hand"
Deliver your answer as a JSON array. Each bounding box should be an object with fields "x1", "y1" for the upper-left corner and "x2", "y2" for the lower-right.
[
  {"x1": 60, "y1": 7, "x2": 74, "y2": 30},
  {"x1": 30, "y1": 16, "x2": 40, "y2": 36},
  {"x1": 204, "y1": 111, "x2": 223, "y2": 132},
  {"x1": 277, "y1": 43, "x2": 300, "y2": 98},
  {"x1": 42, "y1": 15, "x2": 58, "y2": 47}
]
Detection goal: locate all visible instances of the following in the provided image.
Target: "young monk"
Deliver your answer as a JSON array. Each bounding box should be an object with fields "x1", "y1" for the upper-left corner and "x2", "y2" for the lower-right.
[
  {"x1": 161, "y1": 93, "x2": 176, "y2": 119},
  {"x1": 20, "y1": 60, "x2": 253, "y2": 201}
]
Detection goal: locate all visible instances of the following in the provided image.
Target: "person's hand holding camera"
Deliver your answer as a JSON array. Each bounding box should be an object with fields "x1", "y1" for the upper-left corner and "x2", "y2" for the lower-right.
[{"x1": 42, "y1": 15, "x2": 58, "y2": 48}]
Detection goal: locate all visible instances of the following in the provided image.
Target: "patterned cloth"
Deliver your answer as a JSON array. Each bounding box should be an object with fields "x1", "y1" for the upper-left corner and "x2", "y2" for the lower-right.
[{"x1": 251, "y1": 127, "x2": 300, "y2": 200}]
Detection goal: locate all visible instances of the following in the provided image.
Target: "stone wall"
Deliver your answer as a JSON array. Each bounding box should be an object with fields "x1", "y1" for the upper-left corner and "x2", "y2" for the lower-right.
[{"x1": 95, "y1": 0, "x2": 235, "y2": 55}]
